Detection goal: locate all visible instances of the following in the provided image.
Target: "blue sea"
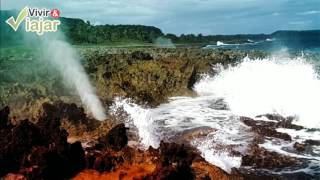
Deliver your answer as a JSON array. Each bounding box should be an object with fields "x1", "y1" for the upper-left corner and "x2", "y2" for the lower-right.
[{"x1": 204, "y1": 38, "x2": 320, "y2": 53}]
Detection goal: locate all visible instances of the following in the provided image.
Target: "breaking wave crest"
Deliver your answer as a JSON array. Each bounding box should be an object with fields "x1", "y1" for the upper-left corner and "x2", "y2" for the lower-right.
[
  {"x1": 110, "y1": 55, "x2": 320, "y2": 173},
  {"x1": 195, "y1": 56, "x2": 320, "y2": 128}
]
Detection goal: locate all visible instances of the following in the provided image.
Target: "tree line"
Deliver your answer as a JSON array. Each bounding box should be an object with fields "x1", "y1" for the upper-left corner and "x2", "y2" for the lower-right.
[{"x1": 1, "y1": 10, "x2": 319, "y2": 47}]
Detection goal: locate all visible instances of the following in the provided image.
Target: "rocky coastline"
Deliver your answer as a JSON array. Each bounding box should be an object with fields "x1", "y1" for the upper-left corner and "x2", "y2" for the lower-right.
[
  {"x1": 1, "y1": 47, "x2": 319, "y2": 179},
  {"x1": 1, "y1": 102, "x2": 317, "y2": 179},
  {"x1": 0, "y1": 48, "x2": 267, "y2": 115}
]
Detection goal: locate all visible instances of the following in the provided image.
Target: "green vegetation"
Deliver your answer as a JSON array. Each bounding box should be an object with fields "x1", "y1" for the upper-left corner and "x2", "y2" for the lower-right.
[
  {"x1": 59, "y1": 17, "x2": 270, "y2": 45},
  {"x1": 1, "y1": 9, "x2": 320, "y2": 47},
  {"x1": 0, "y1": 45, "x2": 268, "y2": 112},
  {"x1": 59, "y1": 17, "x2": 163, "y2": 44},
  {"x1": 0, "y1": 10, "x2": 25, "y2": 46},
  {"x1": 0, "y1": 46, "x2": 75, "y2": 109},
  {"x1": 164, "y1": 33, "x2": 269, "y2": 44}
]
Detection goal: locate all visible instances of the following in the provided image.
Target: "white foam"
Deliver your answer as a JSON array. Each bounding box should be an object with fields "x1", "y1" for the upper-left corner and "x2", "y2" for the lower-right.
[
  {"x1": 197, "y1": 139, "x2": 242, "y2": 173},
  {"x1": 277, "y1": 128, "x2": 320, "y2": 141},
  {"x1": 110, "y1": 55, "x2": 320, "y2": 174},
  {"x1": 110, "y1": 98, "x2": 160, "y2": 148},
  {"x1": 258, "y1": 128, "x2": 320, "y2": 175},
  {"x1": 266, "y1": 38, "x2": 276, "y2": 42},
  {"x1": 217, "y1": 41, "x2": 225, "y2": 46},
  {"x1": 110, "y1": 95, "x2": 251, "y2": 172},
  {"x1": 195, "y1": 56, "x2": 320, "y2": 128},
  {"x1": 192, "y1": 130, "x2": 250, "y2": 173}
]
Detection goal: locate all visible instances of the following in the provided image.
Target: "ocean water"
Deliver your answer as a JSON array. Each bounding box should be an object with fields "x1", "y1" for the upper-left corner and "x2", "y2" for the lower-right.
[
  {"x1": 204, "y1": 38, "x2": 320, "y2": 53},
  {"x1": 110, "y1": 45, "x2": 320, "y2": 176}
]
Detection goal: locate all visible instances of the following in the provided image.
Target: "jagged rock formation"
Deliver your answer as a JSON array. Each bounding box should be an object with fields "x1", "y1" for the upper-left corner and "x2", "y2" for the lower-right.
[
  {"x1": 0, "y1": 105, "x2": 232, "y2": 180},
  {"x1": 0, "y1": 106, "x2": 85, "y2": 179},
  {"x1": 86, "y1": 48, "x2": 267, "y2": 106},
  {"x1": 237, "y1": 115, "x2": 313, "y2": 179},
  {"x1": 1, "y1": 48, "x2": 268, "y2": 119}
]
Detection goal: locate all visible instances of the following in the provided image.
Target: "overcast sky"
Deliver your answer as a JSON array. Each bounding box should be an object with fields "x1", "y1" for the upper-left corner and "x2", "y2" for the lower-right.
[{"x1": 1, "y1": 0, "x2": 320, "y2": 35}]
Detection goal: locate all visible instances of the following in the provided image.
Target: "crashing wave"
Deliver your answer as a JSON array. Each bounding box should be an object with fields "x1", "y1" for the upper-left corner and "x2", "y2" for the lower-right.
[
  {"x1": 216, "y1": 41, "x2": 225, "y2": 46},
  {"x1": 266, "y1": 38, "x2": 276, "y2": 42},
  {"x1": 110, "y1": 54, "x2": 320, "y2": 174}
]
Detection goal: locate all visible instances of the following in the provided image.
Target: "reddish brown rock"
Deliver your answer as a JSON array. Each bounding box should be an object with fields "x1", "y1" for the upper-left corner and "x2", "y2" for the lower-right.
[
  {"x1": 0, "y1": 106, "x2": 86, "y2": 179},
  {"x1": 192, "y1": 161, "x2": 230, "y2": 180},
  {"x1": 76, "y1": 141, "x2": 231, "y2": 180},
  {"x1": 144, "y1": 142, "x2": 196, "y2": 180}
]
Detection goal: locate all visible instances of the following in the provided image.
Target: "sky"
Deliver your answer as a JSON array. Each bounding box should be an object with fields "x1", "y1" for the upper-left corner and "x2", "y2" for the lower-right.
[{"x1": 1, "y1": 0, "x2": 320, "y2": 35}]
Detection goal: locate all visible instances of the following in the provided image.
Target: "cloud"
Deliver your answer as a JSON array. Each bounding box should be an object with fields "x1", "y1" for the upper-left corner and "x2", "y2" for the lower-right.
[
  {"x1": 2, "y1": 0, "x2": 320, "y2": 34},
  {"x1": 272, "y1": 12, "x2": 280, "y2": 16},
  {"x1": 289, "y1": 21, "x2": 311, "y2": 25},
  {"x1": 298, "y1": 10, "x2": 320, "y2": 15}
]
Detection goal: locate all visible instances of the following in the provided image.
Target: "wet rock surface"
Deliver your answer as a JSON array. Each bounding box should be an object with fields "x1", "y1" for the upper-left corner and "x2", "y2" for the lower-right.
[
  {"x1": 80, "y1": 126, "x2": 230, "y2": 180},
  {"x1": 1, "y1": 47, "x2": 318, "y2": 179},
  {"x1": 255, "y1": 114, "x2": 304, "y2": 130},
  {"x1": 171, "y1": 126, "x2": 216, "y2": 144},
  {"x1": 0, "y1": 105, "x2": 231, "y2": 180},
  {"x1": 233, "y1": 169, "x2": 314, "y2": 180},
  {"x1": 241, "y1": 116, "x2": 292, "y2": 141},
  {"x1": 239, "y1": 115, "x2": 316, "y2": 179},
  {"x1": 242, "y1": 143, "x2": 298, "y2": 169},
  {"x1": 293, "y1": 142, "x2": 306, "y2": 152},
  {"x1": 1, "y1": 104, "x2": 318, "y2": 179},
  {"x1": 304, "y1": 139, "x2": 320, "y2": 146}
]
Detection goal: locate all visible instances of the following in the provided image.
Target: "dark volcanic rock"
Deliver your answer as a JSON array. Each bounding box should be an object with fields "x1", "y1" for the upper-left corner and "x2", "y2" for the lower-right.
[
  {"x1": 0, "y1": 106, "x2": 10, "y2": 129},
  {"x1": 255, "y1": 114, "x2": 303, "y2": 130},
  {"x1": 97, "y1": 123, "x2": 128, "y2": 151},
  {"x1": 304, "y1": 139, "x2": 320, "y2": 146},
  {"x1": 35, "y1": 101, "x2": 101, "y2": 136},
  {"x1": 293, "y1": 142, "x2": 306, "y2": 152},
  {"x1": 256, "y1": 114, "x2": 289, "y2": 121},
  {"x1": 81, "y1": 136, "x2": 230, "y2": 179},
  {"x1": 241, "y1": 117, "x2": 292, "y2": 141},
  {"x1": 240, "y1": 117, "x2": 307, "y2": 176},
  {"x1": 0, "y1": 119, "x2": 44, "y2": 177},
  {"x1": 83, "y1": 123, "x2": 129, "y2": 172},
  {"x1": 69, "y1": 142, "x2": 86, "y2": 172},
  {"x1": 22, "y1": 141, "x2": 85, "y2": 180},
  {"x1": 242, "y1": 144, "x2": 298, "y2": 169},
  {"x1": 91, "y1": 150, "x2": 125, "y2": 172},
  {"x1": 0, "y1": 106, "x2": 86, "y2": 179},
  {"x1": 145, "y1": 141, "x2": 195, "y2": 180},
  {"x1": 37, "y1": 116, "x2": 70, "y2": 152},
  {"x1": 276, "y1": 120, "x2": 304, "y2": 130},
  {"x1": 235, "y1": 168, "x2": 313, "y2": 180},
  {"x1": 36, "y1": 102, "x2": 87, "y2": 123}
]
